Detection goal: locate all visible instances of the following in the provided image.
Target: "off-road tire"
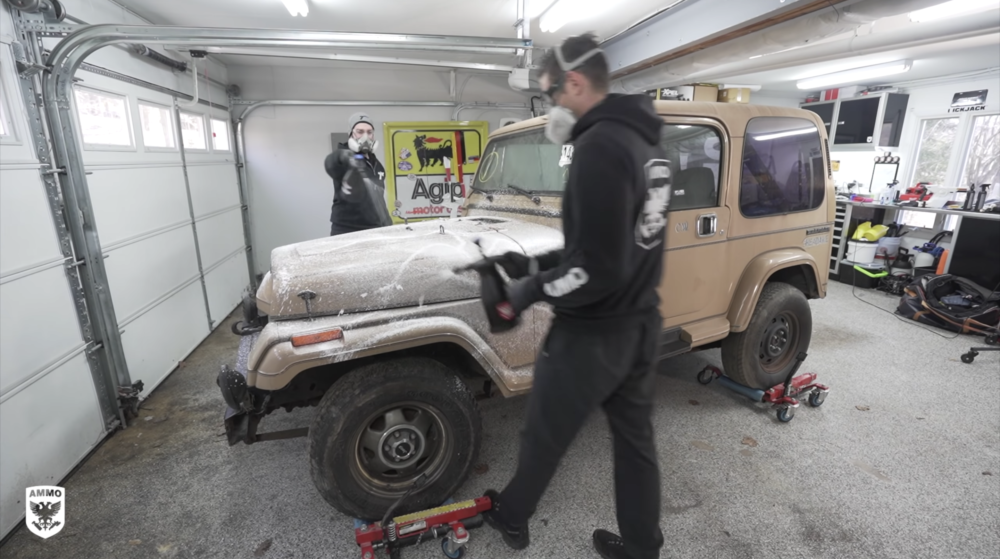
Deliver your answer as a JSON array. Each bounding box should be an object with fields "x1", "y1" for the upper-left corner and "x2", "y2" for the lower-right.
[
  {"x1": 722, "y1": 282, "x2": 812, "y2": 389},
  {"x1": 308, "y1": 357, "x2": 482, "y2": 520}
]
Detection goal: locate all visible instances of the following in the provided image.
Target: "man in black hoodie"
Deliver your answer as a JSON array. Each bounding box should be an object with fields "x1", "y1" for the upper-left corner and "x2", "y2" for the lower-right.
[
  {"x1": 480, "y1": 34, "x2": 669, "y2": 559},
  {"x1": 324, "y1": 112, "x2": 394, "y2": 236}
]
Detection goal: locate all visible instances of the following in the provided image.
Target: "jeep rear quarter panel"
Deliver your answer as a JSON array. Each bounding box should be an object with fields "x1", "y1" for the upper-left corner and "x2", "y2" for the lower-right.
[{"x1": 650, "y1": 102, "x2": 833, "y2": 337}]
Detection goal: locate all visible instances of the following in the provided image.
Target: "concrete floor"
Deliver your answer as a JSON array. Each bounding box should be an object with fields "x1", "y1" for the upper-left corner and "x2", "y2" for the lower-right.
[{"x1": 2, "y1": 282, "x2": 998, "y2": 559}]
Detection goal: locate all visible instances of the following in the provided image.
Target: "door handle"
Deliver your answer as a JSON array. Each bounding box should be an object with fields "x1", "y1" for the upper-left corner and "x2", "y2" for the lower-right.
[{"x1": 697, "y1": 213, "x2": 717, "y2": 238}]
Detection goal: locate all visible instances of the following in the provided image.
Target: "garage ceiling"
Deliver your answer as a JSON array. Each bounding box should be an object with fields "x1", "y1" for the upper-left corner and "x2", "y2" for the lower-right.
[
  {"x1": 115, "y1": 0, "x2": 672, "y2": 52},
  {"x1": 718, "y1": 34, "x2": 1000, "y2": 93}
]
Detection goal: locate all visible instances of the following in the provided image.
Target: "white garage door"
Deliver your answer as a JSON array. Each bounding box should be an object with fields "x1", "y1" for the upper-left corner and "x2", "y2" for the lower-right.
[
  {"x1": 0, "y1": 40, "x2": 247, "y2": 539},
  {"x1": 74, "y1": 73, "x2": 247, "y2": 393}
]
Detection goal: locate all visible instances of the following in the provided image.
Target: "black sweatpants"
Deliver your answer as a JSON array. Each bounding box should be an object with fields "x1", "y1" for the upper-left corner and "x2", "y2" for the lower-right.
[{"x1": 498, "y1": 311, "x2": 664, "y2": 559}]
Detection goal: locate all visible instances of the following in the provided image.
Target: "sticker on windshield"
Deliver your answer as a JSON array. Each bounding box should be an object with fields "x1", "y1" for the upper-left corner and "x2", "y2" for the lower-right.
[{"x1": 559, "y1": 144, "x2": 574, "y2": 167}]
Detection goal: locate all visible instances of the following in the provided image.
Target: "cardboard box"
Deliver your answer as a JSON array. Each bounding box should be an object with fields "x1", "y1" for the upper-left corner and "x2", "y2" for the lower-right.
[
  {"x1": 718, "y1": 87, "x2": 751, "y2": 103},
  {"x1": 676, "y1": 84, "x2": 719, "y2": 102}
]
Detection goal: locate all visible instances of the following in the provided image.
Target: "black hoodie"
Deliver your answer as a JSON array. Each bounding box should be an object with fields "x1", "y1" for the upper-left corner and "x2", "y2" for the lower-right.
[
  {"x1": 510, "y1": 93, "x2": 670, "y2": 330},
  {"x1": 324, "y1": 143, "x2": 392, "y2": 234}
]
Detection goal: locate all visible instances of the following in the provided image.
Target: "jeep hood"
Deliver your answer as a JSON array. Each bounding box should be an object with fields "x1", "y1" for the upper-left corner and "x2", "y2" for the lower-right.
[{"x1": 257, "y1": 216, "x2": 563, "y2": 319}]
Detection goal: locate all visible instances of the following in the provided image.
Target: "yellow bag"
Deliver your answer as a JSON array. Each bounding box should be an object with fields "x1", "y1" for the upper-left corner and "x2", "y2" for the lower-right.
[{"x1": 852, "y1": 222, "x2": 888, "y2": 242}]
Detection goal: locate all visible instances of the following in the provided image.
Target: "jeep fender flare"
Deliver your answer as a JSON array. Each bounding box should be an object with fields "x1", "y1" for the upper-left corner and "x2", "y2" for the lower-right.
[
  {"x1": 727, "y1": 249, "x2": 823, "y2": 333},
  {"x1": 248, "y1": 316, "x2": 526, "y2": 396}
]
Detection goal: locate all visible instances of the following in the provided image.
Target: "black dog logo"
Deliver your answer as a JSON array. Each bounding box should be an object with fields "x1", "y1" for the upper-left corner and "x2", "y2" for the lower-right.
[{"x1": 414, "y1": 135, "x2": 454, "y2": 171}]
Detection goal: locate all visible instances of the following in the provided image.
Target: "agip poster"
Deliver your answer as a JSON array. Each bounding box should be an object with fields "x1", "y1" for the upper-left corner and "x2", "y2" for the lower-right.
[{"x1": 382, "y1": 121, "x2": 490, "y2": 222}]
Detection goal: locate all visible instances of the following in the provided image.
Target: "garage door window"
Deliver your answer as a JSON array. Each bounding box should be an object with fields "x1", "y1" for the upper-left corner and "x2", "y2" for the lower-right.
[
  {"x1": 740, "y1": 117, "x2": 825, "y2": 217},
  {"x1": 138, "y1": 102, "x2": 175, "y2": 149},
  {"x1": 74, "y1": 86, "x2": 134, "y2": 149},
  {"x1": 661, "y1": 124, "x2": 723, "y2": 211},
  {"x1": 211, "y1": 118, "x2": 230, "y2": 151},
  {"x1": 180, "y1": 112, "x2": 207, "y2": 151},
  {"x1": 0, "y1": 81, "x2": 11, "y2": 139}
]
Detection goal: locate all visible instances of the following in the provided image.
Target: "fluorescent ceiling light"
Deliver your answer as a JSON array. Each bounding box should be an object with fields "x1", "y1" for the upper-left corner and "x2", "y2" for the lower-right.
[
  {"x1": 754, "y1": 127, "x2": 817, "y2": 141},
  {"x1": 909, "y1": 0, "x2": 996, "y2": 22},
  {"x1": 282, "y1": 0, "x2": 308, "y2": 17},
  {"x1": 796, "y1": 60, "x2": 912, "y2": 90},
  {"x1": 540, "y1": 0, "x2": 619, "y2": 33}
]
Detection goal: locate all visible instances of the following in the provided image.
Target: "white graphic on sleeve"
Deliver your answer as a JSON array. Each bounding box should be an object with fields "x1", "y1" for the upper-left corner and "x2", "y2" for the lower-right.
[
  {"x1": 543, "y1": 267, "x2": 590, "y2": 298},
  {"x1": 559, "y1": 144, "x2": 574, "y2": 167},
  {"x1": 635, "y1": 159, "x2": 672, "y2": 250}
]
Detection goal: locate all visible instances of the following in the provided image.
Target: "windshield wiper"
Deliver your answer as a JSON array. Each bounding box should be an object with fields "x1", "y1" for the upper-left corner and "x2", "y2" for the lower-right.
[
  {"x1": 468, "y1": 183, "x2": 493, "y2": 202},
  {"x1": 505, "y1": 184, "x2": 541, "y2": 205}
]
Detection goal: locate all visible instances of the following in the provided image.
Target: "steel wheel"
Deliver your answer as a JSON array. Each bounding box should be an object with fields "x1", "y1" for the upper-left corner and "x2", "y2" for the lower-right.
[
  {"x1": 758, "y1": 311, "x2": 799, "y2": 373},
  {"x1": 353, "y1": 402, "x2": 451, "y2": 495}
]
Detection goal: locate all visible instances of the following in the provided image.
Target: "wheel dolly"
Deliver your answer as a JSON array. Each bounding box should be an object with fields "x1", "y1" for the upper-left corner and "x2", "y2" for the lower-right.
[
  {"x1": 354, "y1": 491, "x2": 491, "y2": 559},
  {"x1": 697, "y1": 352, "x2": 829, "y2": 422}
]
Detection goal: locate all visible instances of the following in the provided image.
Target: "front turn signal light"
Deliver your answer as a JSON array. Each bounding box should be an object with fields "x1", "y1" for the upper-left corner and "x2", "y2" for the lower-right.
[{"x1": 291, "y1": 328, "x2": 344, "y2": 347}]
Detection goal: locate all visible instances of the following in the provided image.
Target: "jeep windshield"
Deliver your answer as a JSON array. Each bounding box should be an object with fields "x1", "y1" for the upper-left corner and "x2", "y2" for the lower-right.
[{"x1": 473, "y1": 129, "x2": 570, "y2": 194}]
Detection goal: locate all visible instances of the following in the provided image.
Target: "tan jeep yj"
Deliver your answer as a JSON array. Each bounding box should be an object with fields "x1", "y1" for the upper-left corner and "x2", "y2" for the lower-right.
[{"x1": 218, "y1": 102, "x2": 834, "y2": 520}]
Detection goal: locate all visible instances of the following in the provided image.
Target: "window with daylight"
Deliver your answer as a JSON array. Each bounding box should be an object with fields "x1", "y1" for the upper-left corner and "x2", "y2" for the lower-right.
[
  {"x1": 74, "y1": 87, "x2": 134, "y2": 148},
  {"x1": 959, "y1": 114, "x2": 999, "y2": 188},
  {"x1": 180, "y1": 111, "x2": 207, "y2": 150},
  {"x1": 911, "y1": 117, "x2": 959, "y2": 186},
  {"x1": 0, "y1": 80, "x2": 10, "y2": 138},
  {"x1": 138, "y1": 102, "x2": 175, "y2": 149},
  {"x1": 740, "y1": 117, "x2": 826, "y2": 217},
  {"x1": 211, "y1": 118, "x2": 230, "y2": 151}
]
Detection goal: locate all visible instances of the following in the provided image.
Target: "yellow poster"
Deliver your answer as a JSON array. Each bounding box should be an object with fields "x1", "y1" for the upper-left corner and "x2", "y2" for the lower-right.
[{"x1": 382, "y1": 121, "x2": 490, "y2": 222}]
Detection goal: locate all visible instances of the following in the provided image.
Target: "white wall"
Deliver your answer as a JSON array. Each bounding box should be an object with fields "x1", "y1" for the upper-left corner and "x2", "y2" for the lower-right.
[
  {"x1": 0, "y1": 0, "x2": 245, "y2": 539},
  {"x1": 228, "y1": 63, "x2": 533, "y2": 274}
]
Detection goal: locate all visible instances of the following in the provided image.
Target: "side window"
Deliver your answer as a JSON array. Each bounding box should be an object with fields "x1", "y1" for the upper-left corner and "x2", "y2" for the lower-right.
[
  {"x1": 211, "y1": 118, "x2": 230, "y2": 151},
  {"x1": 740, "y1": 117, "x2": 825, "y2": 217},
  {"x1": 659, "y1": 124, "x2": 722, "y2": 211},
  {"x1": 73, "y1": 86, "x2": 134, "y2": 149},
  {"x1": 0, "y1": 79, "x2": 12, "y2": 139},
  {"x1": 179, "y1": 111, "x2": 207, "y2": 151},
  {"x1": 138, "y1": 102, "x2": 176, "y2": 150}
]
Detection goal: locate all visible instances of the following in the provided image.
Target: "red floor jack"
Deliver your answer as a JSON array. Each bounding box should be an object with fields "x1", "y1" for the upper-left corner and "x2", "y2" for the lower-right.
[
  {"x1": 355, "y1": 495, "x2": 491, "y2": 559},
  {"x1": 697, "y1": 352, "x2": 829, "y2": 422}
]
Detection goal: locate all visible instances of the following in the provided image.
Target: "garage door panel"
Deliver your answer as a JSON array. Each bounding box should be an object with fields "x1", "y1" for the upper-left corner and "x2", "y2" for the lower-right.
[
  {"x1": 0, "y1": 169, "x2": 63, "y2": 275},
  {"x1": 104, "y1": 226, "x2": 200, "y2": 322},
  {"x1": 120, "y1": 282, "x2": 209, "y2": 393},
  {"x1": 187, "y1": 164, "x2": 240, "y2": 218},
  {"x1": 0, "y1": 267, "x2": 84, "y2": 396},
  {"x1": 88, "y1": 166, "x2": 190, "y2": 247},
  {"x1": 196, "y1": 209, "x2": 246, "y2": 269},
  {"x1": 205, "y1": 251, "x2": 249, "y2": 325},
  {"x1": 0, "y1": 351, "x2": 105, "y2": 539}
]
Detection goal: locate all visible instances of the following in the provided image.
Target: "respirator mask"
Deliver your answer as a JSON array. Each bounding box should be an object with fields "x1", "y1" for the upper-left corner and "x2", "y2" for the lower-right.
[
  {"x1": 543, "y1": 45, "x2": 605, "y2": 146},
  {"x1": 348, "y1": 131, "x2": 378, "y2": 154}
]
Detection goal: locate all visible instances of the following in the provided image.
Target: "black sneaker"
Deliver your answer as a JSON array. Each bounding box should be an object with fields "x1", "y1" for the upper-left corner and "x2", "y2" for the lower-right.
[
  {"x1": 482, "y1": 489, "x2": 529, "y2": 550},
  {"x1": 593, "y1": 529, "x2": 629, "y2": 559}
]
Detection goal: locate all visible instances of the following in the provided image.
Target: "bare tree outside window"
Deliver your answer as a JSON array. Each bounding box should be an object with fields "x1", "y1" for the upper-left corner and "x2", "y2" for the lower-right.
[
  {"x1": 960, "y1": 114, "x2": 1000, "y2": 188},
  {"x1": 912, "y1": 118, "x2": 958, "y2": 185},
  {"x1": 74, "y1": 87, "x2": 133, "y2": 147}
]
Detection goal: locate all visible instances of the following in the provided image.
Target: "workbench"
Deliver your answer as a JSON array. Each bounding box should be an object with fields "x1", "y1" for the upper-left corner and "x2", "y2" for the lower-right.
[{"x1": 831, "y1": 200, "x2": 1000, "y2": 289}]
